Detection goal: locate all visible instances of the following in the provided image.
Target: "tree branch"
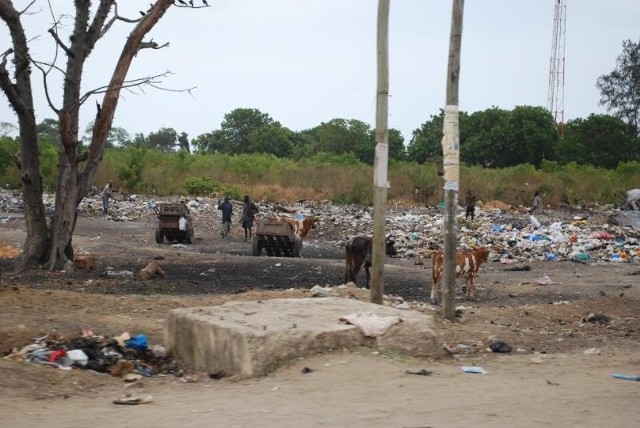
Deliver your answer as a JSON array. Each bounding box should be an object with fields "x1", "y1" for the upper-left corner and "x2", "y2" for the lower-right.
[
  {"x1": 17, "y1": 0, "x2": 37, "y2": 16},
  {"x1": 138, "y1": 39, "x2": 170, "y2": 53},
  {"x1": 0, "y1": 4, "x2": 31, "y2": 116},
  {"x1": 0, "y1": 49, "x2": 20, "y2": 106},
  {"x1": 47, "y1": 27, "x2": 73, "y2": 58},
  {"x1": 86, "y1": 0, "x2": 115, "y2": 46},
  {"x1": 0, "y1": 145, "x2": 22, "y2": 170},
  {"x1": 30, "y1": 59, "x2": 61, "y2": 114},
  {"x1": 80, "y1": 71, "x2": 195, "y2": 104}
]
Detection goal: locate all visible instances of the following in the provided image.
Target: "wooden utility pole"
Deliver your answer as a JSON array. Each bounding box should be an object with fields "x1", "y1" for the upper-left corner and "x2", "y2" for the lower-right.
[
  {"x1": 371, "y1": 0, "x2": 390, "y2": 305},
  {"x1": 441, "y1": 0, "x2": 464, "y2": 320}
]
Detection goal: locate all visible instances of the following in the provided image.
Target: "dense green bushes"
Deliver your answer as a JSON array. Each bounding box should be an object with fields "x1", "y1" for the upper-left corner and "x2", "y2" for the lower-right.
[
  {"x1": 1, "y1": 139, "x2": 638, "y2": 207},
  {"x1": 91, "y1": 149, "x2": 640, "y2": 207}
]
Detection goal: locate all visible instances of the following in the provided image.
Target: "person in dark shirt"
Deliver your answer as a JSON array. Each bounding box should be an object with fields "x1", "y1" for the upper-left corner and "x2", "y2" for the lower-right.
[
  {"x1": 217, "y1": 197, "x2": 233, "y2": 238},
  {"x1": 240, "y1": 195, "x2": 259, "y2": 241},
  {"x1": 464, "y1": 190, "x2": 477, "y2": 221}
]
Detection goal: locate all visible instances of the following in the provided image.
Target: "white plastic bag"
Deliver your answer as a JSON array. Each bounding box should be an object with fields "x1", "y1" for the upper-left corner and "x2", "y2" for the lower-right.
[
  {"x1": 529, "y1": 215, "x2": 541, "y2": 229},
  {"x1": 179, "y1": 216, "x2": 187, "y2": 231}
]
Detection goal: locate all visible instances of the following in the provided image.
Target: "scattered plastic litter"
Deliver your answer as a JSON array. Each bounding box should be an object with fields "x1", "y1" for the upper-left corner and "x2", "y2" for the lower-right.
[
  {"x1": 113, "y1": 395, "x2": 154, "y2": 405},
  {"x1": 611, "y1": 373, "x2": 640, "y2": 381},
  {"x1": 6, "y1": 330, "x2": 182, "y2": 377},
  {"x1": 106, "y1": 270, "x2": 134, "y2": 278},
  {"x1": 529, "y1": 215, "x2": 541, "y2": 229},
  {"x1": 582, "y1": 312, "x2": 610, "y2": 324},
  {"x1": 462, "y1": 366, "x2": 486, "y2": 374},
  {"x1": 2, "y1": 190, "x2": 640, "y2": 266},
  {"x1": 571, "y1": 252, "x2": 590, "y2": 263},
  {"x1": 492, "y1": 224, "x2": 505, "y2": 233},
  {"x1": 490, "y1": 340, "x2": 512, "y2": 353},
  {"x1": 125, "y1": 334, "x2": 149, "y2": 351},
  {"x1": 406, "y1": 369, "x2": 432, "y2": 376},
  {"x1": 536, "y1": 275, "x2": 553, "y2": 285}
]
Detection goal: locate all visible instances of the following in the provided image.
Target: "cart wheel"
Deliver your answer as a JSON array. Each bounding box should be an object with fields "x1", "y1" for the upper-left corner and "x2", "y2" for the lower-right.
[
  {"x1": 292, "y1": 236, "x2": 303, "y2": 258},
  {"x1": 185, "y1": 227, "x2": 193, "y2": 244},
  {"x1": 252, "y1": 236, "x2": 261, "y2": 256},
  {"x1": 155, "y1": 228, "x2": 164, "y2": 244}
]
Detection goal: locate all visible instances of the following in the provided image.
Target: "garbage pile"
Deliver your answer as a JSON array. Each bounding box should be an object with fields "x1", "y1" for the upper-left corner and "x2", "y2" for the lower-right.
[
  {"x1": 5, "y1": 330, "x2": 183, "y2": 377},
  {"x1": 1, "y1": 189, "x2": 639, "y2": 265}
]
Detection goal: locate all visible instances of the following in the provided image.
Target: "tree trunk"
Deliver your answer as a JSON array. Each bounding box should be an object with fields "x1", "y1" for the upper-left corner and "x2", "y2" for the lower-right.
[
  {"x1": 18, "y1": 114, "x2": 49, "y2": 267},
  {"x1": 2, "y1": 0, "x2": 177, "y2": 270},
  {"x1": 0, "y1": 3, "x2": 49, "y2": 269}
]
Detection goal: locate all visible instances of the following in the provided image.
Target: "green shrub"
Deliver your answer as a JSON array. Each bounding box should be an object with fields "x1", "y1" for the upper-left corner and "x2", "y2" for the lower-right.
[
  {"x1": 184, "y1": 176, "x2": 217, "y2": 196},
  {"x1": 88, "y1": 147, "x2": 640, "y2": 207}
]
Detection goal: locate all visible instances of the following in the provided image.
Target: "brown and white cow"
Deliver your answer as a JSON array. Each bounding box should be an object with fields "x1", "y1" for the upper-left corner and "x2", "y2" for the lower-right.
[
  {"x1": 344, "y1": 235, "x2": 398, "y2": 288},
  {"x1": 430, "y1": 247, "x2": 489, "y2": 304},
  {"x1": 266, "y1": 213, "x2": 318, "y2": 239}
]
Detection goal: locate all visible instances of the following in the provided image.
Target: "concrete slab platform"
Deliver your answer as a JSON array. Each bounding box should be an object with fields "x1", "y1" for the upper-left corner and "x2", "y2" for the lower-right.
[{"x1": 164, "y1": 297, "x2": 442, "y2": 378}]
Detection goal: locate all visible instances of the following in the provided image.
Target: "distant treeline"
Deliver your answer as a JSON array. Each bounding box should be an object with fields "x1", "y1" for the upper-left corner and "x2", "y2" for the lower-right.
[{"x1": 1, "y1": 105, "x2": 639, "y2": 207}]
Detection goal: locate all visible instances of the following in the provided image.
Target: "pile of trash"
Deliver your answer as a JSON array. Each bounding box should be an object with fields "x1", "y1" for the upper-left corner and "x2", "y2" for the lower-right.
[
  {"x1": 4, "y1": 329, "x2": 183, "y2": 377},
  {"x1": 1, "y1": 189, "x2": 639, "y2": 265}
]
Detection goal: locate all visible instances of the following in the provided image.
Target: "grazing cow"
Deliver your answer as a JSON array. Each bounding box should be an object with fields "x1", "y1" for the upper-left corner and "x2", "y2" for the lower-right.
[
  {"x1": 344, "y1": 235, "x2": 398, "y2": 288},
  {"x1": 430, "y1": 247, "x2": 490, "y2": 304}
]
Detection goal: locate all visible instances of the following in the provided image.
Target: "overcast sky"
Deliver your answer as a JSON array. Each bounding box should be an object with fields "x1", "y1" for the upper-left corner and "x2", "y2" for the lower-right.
[{"x1": 2, "y1": 0, "x2": 638, "y2": 143}]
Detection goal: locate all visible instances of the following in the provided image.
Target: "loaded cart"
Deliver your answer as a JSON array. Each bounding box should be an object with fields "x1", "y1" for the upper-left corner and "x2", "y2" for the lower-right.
[
  {"x1": 154, "y1": 203, "x2": 194, "y2": 244},
  {"x1": 252, "y1": 217, "x2": 302, "y2": 257}
]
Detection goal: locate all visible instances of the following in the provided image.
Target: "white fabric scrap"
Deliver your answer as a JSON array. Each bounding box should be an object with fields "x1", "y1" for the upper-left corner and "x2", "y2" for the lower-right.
[{"x1": 339, "y1": 312, "x2": 402, "y2": 337}]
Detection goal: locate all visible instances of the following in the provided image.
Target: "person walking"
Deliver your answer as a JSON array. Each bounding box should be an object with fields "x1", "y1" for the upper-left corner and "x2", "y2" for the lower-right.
[
  {"x1": 464, "y1": 190, "x2": 477, "y2": 221},
  {"x1": 530, "y1": 191, "x2": 542, "y2": 215},
  {"x1": 240, "y1": 195, "x2": 259, "y2": 241},
  {"x1": 217, "y1": 196, "x2": 233, "y2": 238},
  {"x1": 102, "y1": 182, "x2": 115, "y2": 214}
]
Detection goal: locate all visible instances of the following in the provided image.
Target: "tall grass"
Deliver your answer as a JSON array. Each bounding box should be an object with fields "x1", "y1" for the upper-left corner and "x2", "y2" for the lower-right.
[
  {"x1": 96, "y1": 151, "x2": 640, "y2": 206},
  {"x1": 3, "y1": 146, "x2": 638, "y2": 207}
]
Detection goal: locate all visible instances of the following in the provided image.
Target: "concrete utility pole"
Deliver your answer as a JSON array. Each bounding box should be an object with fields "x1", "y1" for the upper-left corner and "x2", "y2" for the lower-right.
[
  {"x1": 371, "y1": 0, "x2": 390, "y2": 305},
  {"x1": 441, "y1": 0, "x2": 464, "y2": 320}
]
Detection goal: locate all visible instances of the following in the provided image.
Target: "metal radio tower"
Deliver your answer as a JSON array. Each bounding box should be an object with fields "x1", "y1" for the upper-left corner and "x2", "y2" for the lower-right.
[{"x1": 547, "y1": 0, "x2": 566, "y2": 132}]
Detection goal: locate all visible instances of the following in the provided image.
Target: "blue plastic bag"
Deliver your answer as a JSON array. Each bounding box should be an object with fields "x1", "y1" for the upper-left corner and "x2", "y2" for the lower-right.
[{"x1": 125, "y1": 334, "x2": 148, "y2": 351}]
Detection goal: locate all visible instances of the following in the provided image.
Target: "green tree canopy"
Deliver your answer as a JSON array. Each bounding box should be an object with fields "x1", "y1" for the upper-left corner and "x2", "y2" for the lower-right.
[
  {"x1": 248, "y1": 124, "x2": 294, "y2": 158},
  {"x1": 596, "y1": 39, "x2": 640, "y2": 136},
  {"x1": 146, "y1": 127, "x2": 178, "y2": 152},
  {"x1": 461, "y1": 107, "x2": 509, "y2": 166},
  {"x1": 36, "y1": 118, "x2": 60, "y2": 145},
  {"x1": 192, "y1": 130, "x2": 228, "y2": 154},
  {"x1": 501, "y1": 106, "x2": 557, "y2": 168},
  {"x1": 408, "y1": 106, "x2": 555, "y2": 167},
  {"x1": 221, "y1": 108, "x2": 275, "y2": 154},
  {"x1": 557, "y1": 114, "x2": 638, "y2": 168},
  {"x1": 83, "y1": 121, "x2": 130, "y2": 148}
]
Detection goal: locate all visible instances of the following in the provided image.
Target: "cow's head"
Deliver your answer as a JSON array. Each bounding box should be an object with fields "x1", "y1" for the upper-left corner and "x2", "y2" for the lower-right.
[
  {"x1": 474, "y1": 246, "x2": 490, "y2": 263},
  {"x1": 385, "y1": 235, "x2": 398, "y2": 256}
]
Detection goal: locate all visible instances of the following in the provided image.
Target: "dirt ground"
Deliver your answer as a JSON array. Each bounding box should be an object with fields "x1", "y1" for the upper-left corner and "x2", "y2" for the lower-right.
[{"x1": 1, "y1": 207, "x2": 639, "y2": 428}]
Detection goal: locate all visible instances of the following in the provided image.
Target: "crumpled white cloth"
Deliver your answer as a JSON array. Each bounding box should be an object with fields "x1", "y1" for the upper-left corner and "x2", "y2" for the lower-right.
[
  {"x1": 536, "y1": 275, "x2": 553, "y2": 285},
  {"x1": 339, "y1": 312, "x2": 402, "y2": 337}
]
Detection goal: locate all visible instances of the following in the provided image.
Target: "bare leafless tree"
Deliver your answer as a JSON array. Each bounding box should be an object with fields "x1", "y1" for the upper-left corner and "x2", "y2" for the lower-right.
[{"x1": 0, "y1": 0, "x2": 206, "y2": 270}]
